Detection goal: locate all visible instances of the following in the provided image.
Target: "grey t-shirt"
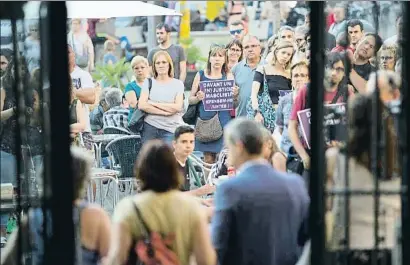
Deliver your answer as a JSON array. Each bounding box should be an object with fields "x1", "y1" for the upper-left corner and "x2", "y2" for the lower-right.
[
  {"x1": 147, "y1": 44, "x2": 186, "y2": 80},
  {"x1": 142, "y1": 78, "x2": 185, "y2": 133}
]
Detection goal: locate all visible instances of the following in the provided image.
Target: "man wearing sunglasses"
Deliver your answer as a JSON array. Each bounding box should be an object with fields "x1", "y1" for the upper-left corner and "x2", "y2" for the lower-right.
[{"x1": 229, "y1": 20, "x2": 245, "y2": 42}]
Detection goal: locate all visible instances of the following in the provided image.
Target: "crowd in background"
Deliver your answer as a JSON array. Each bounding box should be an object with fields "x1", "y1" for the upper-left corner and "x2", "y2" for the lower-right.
[{"x1": 0, "y1": 1, "x2": 407, "y2": 265}]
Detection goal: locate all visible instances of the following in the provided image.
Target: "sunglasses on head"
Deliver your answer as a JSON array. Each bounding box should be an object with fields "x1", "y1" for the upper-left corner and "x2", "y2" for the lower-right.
[
  {"x1": 230, "y1": 29, "x2": 243, "y2": 35},
  {"x1": 210, "y1": 43, "x2": 226, "y2": 49}
]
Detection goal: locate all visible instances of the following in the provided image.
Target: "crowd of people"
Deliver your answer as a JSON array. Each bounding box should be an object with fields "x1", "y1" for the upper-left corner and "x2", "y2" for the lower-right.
[{"x1": 0, "y1": 1, "x2": 407, "y2": 265}]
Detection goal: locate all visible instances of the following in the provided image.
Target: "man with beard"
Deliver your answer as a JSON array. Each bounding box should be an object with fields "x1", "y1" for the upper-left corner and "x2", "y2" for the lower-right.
[
  {"x1": 147, "y1": 23, "x2": 187, "y2": 82},
  {"x1": 348, "y1": 33, "x2": 383, "y2": 94},
  {"x1": 288, "y1": 52, "x2": 353, "y2": 172},
  {"x1": 347, "y1": 19, "x2": 364, "y2": 52}
]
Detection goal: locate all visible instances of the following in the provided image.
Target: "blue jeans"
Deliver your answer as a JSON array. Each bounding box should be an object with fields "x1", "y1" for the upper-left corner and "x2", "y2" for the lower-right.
[{"x1": 141, "y1": 122, "x2": 173, "y2": 146}]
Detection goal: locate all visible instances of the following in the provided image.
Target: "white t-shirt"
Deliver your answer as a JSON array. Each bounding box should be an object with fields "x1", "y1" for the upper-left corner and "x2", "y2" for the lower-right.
[
  {"x1": 384, "y1": 35, "x2": 398, "y2": 46},
  {"x1": 70, "y1": 66, "x2": 94, "y2": 132}
]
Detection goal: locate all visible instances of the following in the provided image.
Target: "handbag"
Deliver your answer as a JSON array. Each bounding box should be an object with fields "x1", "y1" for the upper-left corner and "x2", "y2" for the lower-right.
[
  {"x1": 195, "y1": 113, "x2": 223, "y2": 143},
  {"x1": 286, "y1": 147, "x2": 304, "y2": 176},
  {"x1": 182, "y1": 103, "x2": 199, "y2": 125},
  {"x1": 129, "y1": 78, "x2": 152, "y2": 134},
  {"x1": 246, "y1": 66, "x2": 276, "y2": 133},
  {"x1": 69, "y1": 32, "x2": 89, "y2": 68}
]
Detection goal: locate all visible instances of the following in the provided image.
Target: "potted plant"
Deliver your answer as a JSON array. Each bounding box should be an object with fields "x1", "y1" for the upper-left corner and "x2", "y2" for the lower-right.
[
  {"x1": 180, "y1": 37, "x2": 207, "y2": 71},
  {"x1": 91, "y1": 58, "x2": 133, "y2": 91}
]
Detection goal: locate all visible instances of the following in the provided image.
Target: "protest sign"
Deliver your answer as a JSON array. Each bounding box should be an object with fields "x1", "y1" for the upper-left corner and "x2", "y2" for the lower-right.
[
  {"x1": 297, "y1": 103, "x2": 347, "y2": 149},
  {"x1": 279, "y1": 90, "x2": 292, "y2": 98},
  {"x1": 199, "y1": 80, "x2": 235, "y2": 111}
]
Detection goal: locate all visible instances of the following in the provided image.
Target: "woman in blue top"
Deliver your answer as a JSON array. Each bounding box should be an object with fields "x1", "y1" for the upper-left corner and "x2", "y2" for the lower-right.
[
  {"x1": 124, "y1": 55, "x2": 149, "y2": 122},
  {"x1": 188, "y1": 45, "x2": 239, "y2": 164}
]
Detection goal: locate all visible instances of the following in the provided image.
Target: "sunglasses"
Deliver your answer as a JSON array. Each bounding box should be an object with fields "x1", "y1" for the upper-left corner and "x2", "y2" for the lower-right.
[{"x1": 230, "y1": 29, "x2": 243, "y2": 35}]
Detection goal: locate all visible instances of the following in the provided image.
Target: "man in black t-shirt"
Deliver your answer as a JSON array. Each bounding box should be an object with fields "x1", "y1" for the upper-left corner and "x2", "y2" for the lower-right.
[
  {"x1": 348, "y1": 33, "x2": 382, "y2": 94},
  {"x1": 173, "y1": 126, "x2": 215, "y2": 196}
]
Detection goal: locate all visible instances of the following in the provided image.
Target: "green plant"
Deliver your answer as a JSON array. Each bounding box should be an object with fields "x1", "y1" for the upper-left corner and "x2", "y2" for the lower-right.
[
  {"x1": 180, "y1": 38, "x2": 207, "y2": 64},
  {"x1": 91, "y1": 58, "x2": 132, "y2": 91}
]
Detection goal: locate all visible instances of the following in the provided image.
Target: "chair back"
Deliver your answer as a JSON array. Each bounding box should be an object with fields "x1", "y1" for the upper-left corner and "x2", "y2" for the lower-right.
[
  {"x1": 105, "y1": 135, "x2": 142, "y2": 179},
  {"x1": 103, "y1": 126, "x2": 132, "y2": 135}
]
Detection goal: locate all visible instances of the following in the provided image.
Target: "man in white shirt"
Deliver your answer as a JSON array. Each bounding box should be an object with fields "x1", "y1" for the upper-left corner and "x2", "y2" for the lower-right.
[{"x1": 68, "y1": 45, "x2": 95, "y2": 133}]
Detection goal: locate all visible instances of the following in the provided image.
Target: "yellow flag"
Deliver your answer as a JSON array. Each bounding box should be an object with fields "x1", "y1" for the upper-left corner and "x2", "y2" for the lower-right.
[
  {"x1": 179, "y1": 0, "x2": 190, "y2": 40},
  {"x1": 206, "y1": 1, "x2": 225, "y2": 21}
]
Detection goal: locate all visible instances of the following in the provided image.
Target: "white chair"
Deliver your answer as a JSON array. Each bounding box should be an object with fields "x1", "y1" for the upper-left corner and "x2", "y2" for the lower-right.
[{"x1": 87, "y1": 168, "x2": 120, "y2": 210}]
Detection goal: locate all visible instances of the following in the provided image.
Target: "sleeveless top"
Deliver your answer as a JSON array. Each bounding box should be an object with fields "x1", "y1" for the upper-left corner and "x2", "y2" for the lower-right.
[
  {"x1": 29, "y1": 201, "x2": 100, "y2": 265},
  {"x1": 74, "y1": 201, "x2": 100, "y2": 265}
]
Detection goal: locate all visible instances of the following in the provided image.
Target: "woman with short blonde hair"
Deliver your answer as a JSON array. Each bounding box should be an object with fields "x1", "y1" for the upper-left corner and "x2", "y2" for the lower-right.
[
  {"x1": 124, "y1": 55, "x2": 149, "y2": 122},
  {"x1": 378, "y1": 45, "x2": 398, "y2": 71}
]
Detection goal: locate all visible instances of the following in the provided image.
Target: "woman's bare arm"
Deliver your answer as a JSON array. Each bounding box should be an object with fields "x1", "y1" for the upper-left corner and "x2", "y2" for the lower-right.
[
  {"x1": 125, "y1": 91, "x2": 138, "y2": 109},
  {"x1": 104, "y1": 222, "x2": 133, "y2": 265},
  {"x1": 138, "y1": 90, "x2": 173, "y2": 116},
  {"x1": 97, "y1": 209, "x2": 112, "y2": 257},
  {"x1": 188, "y1": 73, "x2": 201, "y2": 105},
  {"x1": 70, "y1": 102, "x2": 86, "y2": 133},
  {"x1": 150, "y1": 93, "x2": 184, "y2": 114},
  {"x1": 192, "y1": 210, "x2": 217, "y2": 265}
]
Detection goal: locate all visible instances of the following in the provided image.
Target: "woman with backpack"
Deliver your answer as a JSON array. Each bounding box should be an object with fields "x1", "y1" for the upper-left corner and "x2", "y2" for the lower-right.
[{"x1": 105, "y1": 140, "x2": 216, "y2": 265}]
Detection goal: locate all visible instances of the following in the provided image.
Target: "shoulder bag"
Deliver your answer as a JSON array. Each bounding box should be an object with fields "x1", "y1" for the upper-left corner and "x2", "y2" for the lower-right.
[
  {"x1": 245, "y1": 66, "x2": 276, "y2": 132},
  {"x1": 129, "y1": 78, "x2": 152, "y2": 134}
]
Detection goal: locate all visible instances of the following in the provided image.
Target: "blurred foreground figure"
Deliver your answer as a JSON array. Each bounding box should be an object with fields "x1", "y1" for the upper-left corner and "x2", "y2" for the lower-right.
[{"x1": 211, "y1": 118, "x2": 309, "y2": 265}]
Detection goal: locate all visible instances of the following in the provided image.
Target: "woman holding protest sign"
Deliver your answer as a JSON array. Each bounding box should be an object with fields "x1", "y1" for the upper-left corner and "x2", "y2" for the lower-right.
[{"x1": 188, "y1": 45, "x2": 238, "y2": 164}]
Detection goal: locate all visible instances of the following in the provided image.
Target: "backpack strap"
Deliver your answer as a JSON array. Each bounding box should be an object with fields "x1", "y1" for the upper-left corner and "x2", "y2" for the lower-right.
[
  {"x1": 147, "y1": 77, "x2": 153, "y2": 100},
  {"x1": 330, "y1": 85, "x2": 345, "y2": 104},
  {"x1": 132, "y1": 203, "x2": 151, "y2": 237}
]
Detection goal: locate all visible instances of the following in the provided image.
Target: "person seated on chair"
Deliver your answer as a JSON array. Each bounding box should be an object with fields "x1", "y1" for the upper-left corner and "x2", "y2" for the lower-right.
[
  {"x1": 173, "y1": 125, "x2": 216, "y2": 198},
  {"x1": 102, "y1": 87, "x2": 130, "y2": 132}
]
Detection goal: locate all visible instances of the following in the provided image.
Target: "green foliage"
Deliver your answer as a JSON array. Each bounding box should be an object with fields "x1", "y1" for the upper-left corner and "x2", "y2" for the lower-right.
[
  {"x1": 180, "y1": 37, "x2": 207, "y2": 64},
  {"x1": 91, "y1": 58, "x2": 132, "y2": 91}
]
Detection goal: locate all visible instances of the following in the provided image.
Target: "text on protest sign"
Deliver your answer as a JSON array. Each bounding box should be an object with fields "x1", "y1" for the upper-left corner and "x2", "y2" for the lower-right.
[
  {"x1": 297, "y1": 103, "x2": 347, "y2": 149},
  {"x1": 200, "y1": 80, "x2": 235, "y2": 111}
]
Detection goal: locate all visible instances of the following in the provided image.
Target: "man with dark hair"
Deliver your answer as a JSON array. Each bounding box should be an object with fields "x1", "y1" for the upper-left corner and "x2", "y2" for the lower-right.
[
  {"x1": 289, "y1": 52, "x2": 354, "y2": 172},
  {"x1": 229, "y1": 20, "x2": 245, "y2": 42},
  {"x1": 349, "y1": 33, "x2": 383, "y2": 93},
  {"x1": 147, "y1": 22, "x2": 186, "y2": 82},
  {"x1": 212, "y1": 118, "x2": 309, "y2": 265},
  {"x1": 172, "y1": 125, "x2": 215, "y2": 196},
  {"x1": 347, "y1": 19, "x2": 364, "y2": 52}
]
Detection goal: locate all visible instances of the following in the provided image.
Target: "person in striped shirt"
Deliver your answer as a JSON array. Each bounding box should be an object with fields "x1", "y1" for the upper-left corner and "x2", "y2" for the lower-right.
[{"x1": 102, "y1": 87, "x2": 130, "y2": 131}]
